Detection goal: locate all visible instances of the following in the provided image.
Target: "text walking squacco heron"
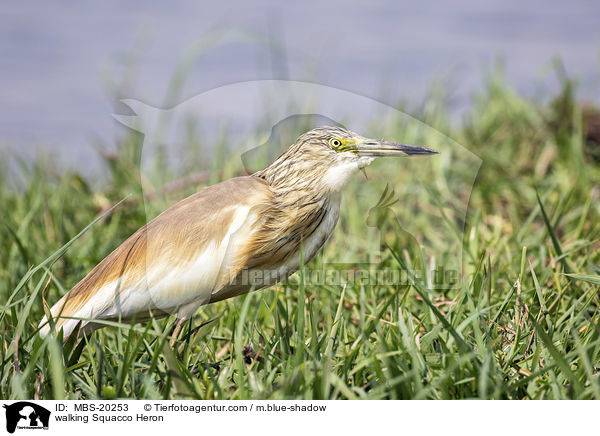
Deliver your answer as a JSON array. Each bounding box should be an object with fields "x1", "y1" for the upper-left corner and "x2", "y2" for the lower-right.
[{"x1": 39, "y1": 126, "x2": 437, "y2": 339}]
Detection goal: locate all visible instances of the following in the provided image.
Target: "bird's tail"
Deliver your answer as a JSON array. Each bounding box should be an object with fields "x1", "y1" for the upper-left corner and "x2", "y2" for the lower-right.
[
  {"x1": 38, "y1": 291, "x2": 93, "y2": 338},
  {"x1": 38, "y1": 290, "x2": 104, "y2": 338}
]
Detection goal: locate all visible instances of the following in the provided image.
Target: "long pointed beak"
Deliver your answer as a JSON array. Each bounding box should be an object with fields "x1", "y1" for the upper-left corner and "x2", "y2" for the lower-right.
[{"x1": 356, "y1": 139, "x2": 438, "y2": 157}]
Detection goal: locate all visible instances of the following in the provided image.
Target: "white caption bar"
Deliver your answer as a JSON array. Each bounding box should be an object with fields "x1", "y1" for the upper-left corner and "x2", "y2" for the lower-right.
[{"x1": 1, "y1": 400, "x2": 595, "y2": 435}]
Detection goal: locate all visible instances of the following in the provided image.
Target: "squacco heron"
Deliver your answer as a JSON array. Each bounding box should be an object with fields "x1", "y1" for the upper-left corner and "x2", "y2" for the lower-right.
[{"x1": 39, "y1": 126, "x2": 437, "y2": 339}]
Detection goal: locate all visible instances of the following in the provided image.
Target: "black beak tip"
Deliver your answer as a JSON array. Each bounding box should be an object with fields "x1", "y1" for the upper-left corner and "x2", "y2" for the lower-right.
[{"x1": 406, "y1": 147, "x2": 439, "y2": 156}]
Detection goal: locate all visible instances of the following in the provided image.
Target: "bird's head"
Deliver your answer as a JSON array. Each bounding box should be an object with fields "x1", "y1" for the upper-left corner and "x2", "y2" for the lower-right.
[{"x1": 257, "y1": 126, "x2": 438, "y2": 193}]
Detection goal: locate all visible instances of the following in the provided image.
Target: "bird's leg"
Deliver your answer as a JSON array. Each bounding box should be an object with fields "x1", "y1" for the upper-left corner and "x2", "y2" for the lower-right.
[{"x1": 170, "y1": 318, "x2": 186, "y2": 348}]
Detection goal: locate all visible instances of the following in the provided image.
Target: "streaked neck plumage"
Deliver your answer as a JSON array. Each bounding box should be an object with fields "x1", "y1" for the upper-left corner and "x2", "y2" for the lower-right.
[{"x1": 250, "y1": 145, "x2": 362, "y2": 268}]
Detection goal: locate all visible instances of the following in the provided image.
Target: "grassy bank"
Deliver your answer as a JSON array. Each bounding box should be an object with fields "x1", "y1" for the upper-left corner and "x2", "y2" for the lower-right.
[{"x1": 1, "y1": 74, "x2": 599, "y2": 399}]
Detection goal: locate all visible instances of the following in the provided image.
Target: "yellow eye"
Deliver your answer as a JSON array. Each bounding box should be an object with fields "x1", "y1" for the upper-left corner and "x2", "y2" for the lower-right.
[{"x1": 330, "y1": 138, "x2": 343, "y2": 148}]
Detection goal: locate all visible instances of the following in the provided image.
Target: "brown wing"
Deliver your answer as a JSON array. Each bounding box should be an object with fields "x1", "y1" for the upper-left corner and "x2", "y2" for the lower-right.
[{"x1": 39, "y1": 176, "x2": 273, "y2": 336}]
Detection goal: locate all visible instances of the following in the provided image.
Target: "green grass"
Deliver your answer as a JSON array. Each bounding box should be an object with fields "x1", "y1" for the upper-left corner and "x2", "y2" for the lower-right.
[{"x1": 1, "y1": 72, "x2": 599, "y2": 400}]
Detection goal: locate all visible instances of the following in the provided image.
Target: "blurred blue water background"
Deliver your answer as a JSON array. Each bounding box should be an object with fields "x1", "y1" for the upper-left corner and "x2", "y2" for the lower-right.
[{"x1": 1, "y1": 0, "x2": 599, "y2": 169}]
